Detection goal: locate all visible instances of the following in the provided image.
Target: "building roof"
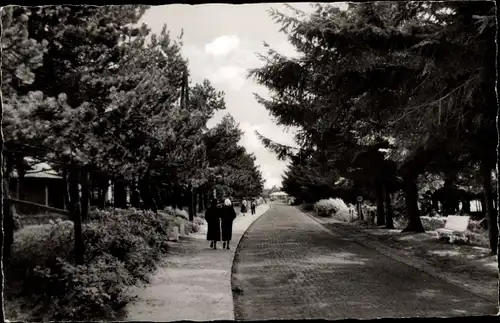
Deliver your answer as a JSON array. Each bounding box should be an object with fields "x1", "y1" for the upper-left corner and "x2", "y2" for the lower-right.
[
  {"x1": 11, "y1": 159, "x2": 62, "y2": 179},
  {"x1": 270, "y1": 191, "x2": 288, "y2": 196}
]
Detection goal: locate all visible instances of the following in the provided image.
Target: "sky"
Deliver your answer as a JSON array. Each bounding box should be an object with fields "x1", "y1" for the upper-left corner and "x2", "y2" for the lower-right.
[{"x1": 140, "y1": 3, "x2": 348, "y2": 189}]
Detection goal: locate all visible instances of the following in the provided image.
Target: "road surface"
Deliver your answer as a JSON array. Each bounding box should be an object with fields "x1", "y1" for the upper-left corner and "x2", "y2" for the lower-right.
[{"x1": 232, "y1": 204, "x2": 496, "y2": 320}]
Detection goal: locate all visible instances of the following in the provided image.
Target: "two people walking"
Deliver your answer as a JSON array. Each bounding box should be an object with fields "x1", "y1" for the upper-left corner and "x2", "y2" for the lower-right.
[{"x1": 205, "y1": 198, "x2": 237, "y2": 250}]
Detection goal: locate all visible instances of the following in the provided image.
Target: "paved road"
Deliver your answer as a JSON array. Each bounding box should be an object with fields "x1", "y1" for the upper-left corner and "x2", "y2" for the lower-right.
[{"x1": 232, "y1": 204, "x2": 497, "y2": 320}]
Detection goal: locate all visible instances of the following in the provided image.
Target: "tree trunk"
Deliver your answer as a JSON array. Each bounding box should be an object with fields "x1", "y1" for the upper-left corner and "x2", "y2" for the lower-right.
[
  {"x1": 496, "y1": 106, "x2": 500, "y2": 309},
  {"x1": 204, "y1": 190, "x2": 209, "y2": 210},
  {"x1": 96, "y1": 176, "x2": 109, "y2": 209},
  {"x1": 192, "y1": 188, "x2": 197, "y2": 218},
  {"x1": 384, "y1": 184, "x2": 394, "y2": 229},
  {"x1": 357, "y1": 202, "x2": 364, "y2": 221},
  {"x1": 198, "y1": 187, "x2": 204, "y2": 213},
  {"x1": 0, "y1": 105, "x2": 5, "y2": 323},
  {"x1": 139, "y1": 177, "x2": 157, "y2": 212},
  {"x1": 152, "y1": 184, "x2": 164, "y2": 210},
  {"x1": 160, "y1": 185, "x2": 169, "y2": 208},
  {"x1": 480, "y1": 159, "x2": 497, "y2": 255},
  {"x1": 375, "y1": 179, "x2": 385, "y2": 226},
  {"x1": 170, "y1": 185, "x2": 177, "y2": 209},
  {"x1": 67, "y1": 168, "x2": 84, "y2": 265},
  {"x1": 462, "y1": 199, "x2": 471, "y2": 213},
  {"x1": 162, "y1": 186, "x2": 170, "y2": 207},
  {"x1": 130, "y1": 180, "x2": 141, "y2": 208},
  {"x1": 480, "y1": 198, "x2": 486, "y2": 214},
  {"x1": 2, "y1": 154, "x2": 16, "y2": 266},
  {"x1": 80, "y1": 168, "x2": 90, "y2": 223},
  {"x1": 402, "y1": 174, "x2": 425, "y2": 232},
  {"x1": 113, "y1": 178, "x2": 128, "y2": 209},
  {"x1": 431, "y1": 195, "x2": 439, "y2": 213},
  {"x1": 188, "y1": 185, "x2": 194, "y2": 221},
  {"x1": 15, "y1": 154, "x2": 25, "y2": 200}
]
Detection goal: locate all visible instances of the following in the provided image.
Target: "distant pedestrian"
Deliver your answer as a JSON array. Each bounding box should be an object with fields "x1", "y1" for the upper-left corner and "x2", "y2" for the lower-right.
[
  {"x1": 250, "y1": 200, "x2": 256, "y2": 215},
  {"x1": 221, "y1": 198, "x2": 237, "y2": 250},
  {"x1": 241, "y1": 199, "x2": 247, "y2": 215},
  {"x1": 205, "y1": 198, "x2": 221, "y2": 249}
]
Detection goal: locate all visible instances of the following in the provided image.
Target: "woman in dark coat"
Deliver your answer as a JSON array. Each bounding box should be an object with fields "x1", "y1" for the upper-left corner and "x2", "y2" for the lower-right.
[
  {"x1": 205, "y1": 199, "x2": 221, "y2": 249},
  {"x1": 221, "y1": 198, "x2": 237, "y2": 250}
]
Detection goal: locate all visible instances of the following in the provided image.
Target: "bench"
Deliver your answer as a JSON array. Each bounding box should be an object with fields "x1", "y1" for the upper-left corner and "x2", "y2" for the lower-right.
[{"x1": 436, "y1": 215, "x2": 470, "y2": 243}]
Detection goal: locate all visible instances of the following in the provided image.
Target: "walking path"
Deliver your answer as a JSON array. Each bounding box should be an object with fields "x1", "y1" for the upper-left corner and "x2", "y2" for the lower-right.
[
  {"x1": 232, "y1": 204, "x2": 496, "y2": 320},
  {"x1": 125, "y1": 203, "x2": 270, "y2": 321},
  {"x1": 303, "y1": 208, "x2": 498, "y2": 302}
]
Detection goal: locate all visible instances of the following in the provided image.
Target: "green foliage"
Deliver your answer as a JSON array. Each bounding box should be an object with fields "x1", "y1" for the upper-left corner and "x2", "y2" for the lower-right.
[
  {"x1": 31, "y1": 255, "x2": 134, "y2": 321},
  {"x1": 251, "y1": 2, "x2": 496, "y2": 236},
  {"x1": 204, "y1": 114, "x2": 264, "y2": 198},
  {"x1": 2, "y1": 7, "x2": 267, "y2": 321},
  {"x1": 7, "y1": 207, "x2": 199, "y2": 320},
  {"x1": 313, "y1": 198, "x2": 342, "y2": 217},
  {"x1": 1, "y1": 6, "x2": 48, "y2": 93}
]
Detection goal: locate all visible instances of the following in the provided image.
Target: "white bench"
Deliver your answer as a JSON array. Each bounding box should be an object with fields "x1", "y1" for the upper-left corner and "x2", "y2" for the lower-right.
[{"x1": 436, "y1": 215, "x2": 470, "y2": 243}]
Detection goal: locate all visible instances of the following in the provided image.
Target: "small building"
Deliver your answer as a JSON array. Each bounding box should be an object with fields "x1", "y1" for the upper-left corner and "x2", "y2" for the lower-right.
[
  {"x1": 10, "y1": 159, "x2": 66, "y2": 214},
  {"x1": 270, "y1": 191, "x2": 289, "y2": 202}
]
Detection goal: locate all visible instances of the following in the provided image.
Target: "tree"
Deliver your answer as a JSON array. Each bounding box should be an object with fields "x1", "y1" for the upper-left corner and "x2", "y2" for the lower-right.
[
  {"x1": 1, "y1": 5, "x2": 48, "y2": 265},
  {"x1": 250, "y1": 2, "x2": 495, "y2": 237},
  {"x1": 3, "y1": 5, "x2": 150, "y2": 264},
  {"x1": 204, "y1": 114, "x2": 264, "y2": 199}
]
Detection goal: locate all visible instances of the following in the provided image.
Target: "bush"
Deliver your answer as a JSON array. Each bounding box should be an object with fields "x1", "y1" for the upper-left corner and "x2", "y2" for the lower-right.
[
  {"x1": 301, "y1": 203, "x2": 315, "y2": 211},
  {"x1": 164, "y1": 206, "x2": 189, "y2": 220},
  {"x1": 31, "y1": 254, "x2": 134, "y2": 321},
  {"x1": 420, "y1": 216, "x2": 488, "y2": 233},
  {"x1": 7, "y1": 207, "x2": 195, "y2": 321},
  {"x1": 314, "y1": 198, "x2": 342, "y2": 217},
  {"x1": 10, "y1": 220, "x2": 74, "y2": 280},
  {"x1": 420, "y1": 216, "x2": 446, "y2": 231}
]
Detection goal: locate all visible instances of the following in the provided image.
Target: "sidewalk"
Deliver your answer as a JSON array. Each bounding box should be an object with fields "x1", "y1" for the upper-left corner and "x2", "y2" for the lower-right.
[
  {"x1": 125, "y1": 204, "x2": 271, "y2": 321},
  {"x1": 301, "y1": 208, "x2": 498, "y2": 303}
]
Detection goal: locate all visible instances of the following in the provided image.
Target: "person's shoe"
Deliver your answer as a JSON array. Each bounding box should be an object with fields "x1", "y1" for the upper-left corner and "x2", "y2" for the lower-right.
[
  {"x1": 210, "y1": 241, "x2": 214, "y2": 248},
  {"x1": 226, "y1": 245, "x2": 230, "y2": 250},
  {"x1": 223, "y1": 242, "x2": 226, "y2": 249}
]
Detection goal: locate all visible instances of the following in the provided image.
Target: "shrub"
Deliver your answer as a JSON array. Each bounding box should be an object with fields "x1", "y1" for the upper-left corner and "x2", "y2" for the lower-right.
[
  {"x1": 393, "y1": 216, "x2": 408, "y2": 229},
  {"x1": 301, "y1": 203, "x2": 314, "y2": 211},
  {"x1": 420, "y1": 216, "x2": 488, "y2": 233},
  {"x1": 314, "y1": 198, "x2": 342, "y2": 217},
  {"x1": 467, "y1": 230, "x2": 489, "y2": 248},
  {"x1": 164, "y1": 206, "x2": 189, "y2": 220},
  {"x1": 7, "y1": 207, "x2": 197, "y2": 321},
  {"x1": 31, "y1": 254, "x2": 134, "y2": 321},
  {"x1": 191, "y1": 217, "x2": 205, "y2": 233},
  {"x1": 468, "y1": 218, "x2": 486, "y2": 232},
  {"x1": 420, "y1": 216, "x2": 446, "y2": 231},
  {"x1": 10, "y1": 220, "x2": 74, "y2": 282}
]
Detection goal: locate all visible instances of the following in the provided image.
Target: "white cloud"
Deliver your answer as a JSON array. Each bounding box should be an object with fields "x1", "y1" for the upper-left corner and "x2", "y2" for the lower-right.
[
  {"x1": 210, "y1": 65, "x2": 247, "y2": 91},
  {"x1": 205, "y1": 35, "x2": 240, "y2": 57},
  {"x1": 273, "y1": 40, "x2": 300, "y2": 58},
  {"x1": 239, "y1": 122, "x2": 263, "y2": 150},
  {"x1": 140, "y1": 4, "x2": 317, "y2": 190}
]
